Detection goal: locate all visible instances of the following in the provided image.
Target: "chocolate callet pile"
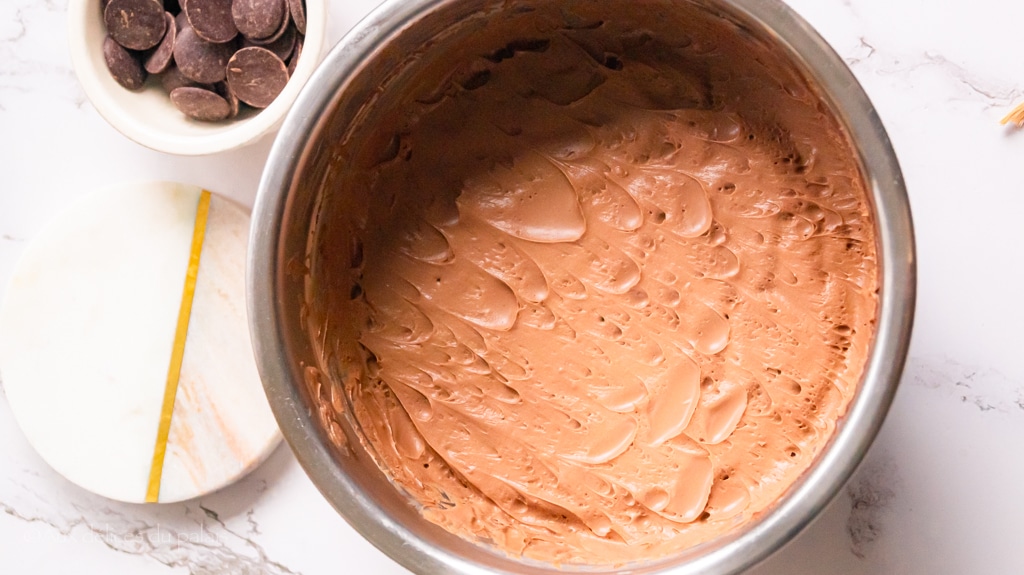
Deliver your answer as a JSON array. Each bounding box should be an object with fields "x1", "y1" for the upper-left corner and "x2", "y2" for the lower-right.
[{"x1": 100, "y1": 0, "x2": 307, "y2": 122}]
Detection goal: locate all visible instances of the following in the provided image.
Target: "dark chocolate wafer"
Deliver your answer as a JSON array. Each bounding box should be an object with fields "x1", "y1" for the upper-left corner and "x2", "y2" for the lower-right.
[
  {"x1": 232, "y1": 0, "x2": 286, "y2": 41},
  {"x1": 105, "y1": 0, "x2": 168, "y2": 51},
  {"x1": 184, "y1": 0, "x2": 237, "y2": 43},
  {"x1": 144, "y1": 11, "x2": 177, "y2": 74},
  {"x1": 103, "y1": 35, "x2": 147, "y2": 90},
  {"x1": 286, "y1": 0, "x2": 305, "y2": 35},
  {"x1": 160, "y1": 63, "x2": 205, "y2": 93},
  {"x1": 226, "y1": 46, "x2": 288, "y2": 108},
  {"x1": 241, "y1": 23, "x2": 295, "y2": 61},
  {"x1": 174, "y1": 23, "x2": 235, "y2": 83},
  {"x1": 170, "y1": 86, "x2": 232, "y2": 121}
]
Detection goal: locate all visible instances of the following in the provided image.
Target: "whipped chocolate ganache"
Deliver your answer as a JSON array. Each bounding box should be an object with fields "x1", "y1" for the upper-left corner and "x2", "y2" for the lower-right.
[{"x1": 305, "y1": 0, "x2": 878, "y2": 565}]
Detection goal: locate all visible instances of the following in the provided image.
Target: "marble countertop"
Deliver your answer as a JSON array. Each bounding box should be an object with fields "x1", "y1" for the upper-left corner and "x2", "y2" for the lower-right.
[{"x1": 3, "y1": 0, "x2": 1022, "y2": 572}]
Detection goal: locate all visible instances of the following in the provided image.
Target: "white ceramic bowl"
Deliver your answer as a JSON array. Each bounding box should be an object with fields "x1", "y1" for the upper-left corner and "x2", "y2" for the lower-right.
[{"x1": 68, "y1": 0, "x2": 326, "y2": 155}]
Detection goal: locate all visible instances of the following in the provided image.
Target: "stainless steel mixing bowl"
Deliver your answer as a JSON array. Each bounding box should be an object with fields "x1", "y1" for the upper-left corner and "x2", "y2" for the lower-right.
[{"x1": 248, "y1": 1, "x2": 916, "y2": 573}]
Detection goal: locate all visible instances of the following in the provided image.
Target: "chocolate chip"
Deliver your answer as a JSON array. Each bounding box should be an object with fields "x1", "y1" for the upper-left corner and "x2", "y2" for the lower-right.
[
  {"x1": 232, "y1": 0, "x2": 286, "y2": 41},
  {"x1": 286, "y1": 34, "x2": 302, "y2": 77},
  {"x1": 103, "y1": 35, "x2": 147, "y2": 90},
  {"x1": 214, "y1": 81, "x2": 241, "y2": 119},
  {"x1": 170, "y1": 86, "x2": 232, "y2": 121},
  {"x1": 286, "y1": 0, "x2": 305, "y2": 35},
  {"x1": 160, "y1": 63, "x2": 205, "y2": 93},
  {"x1": 226, "y1": 46, "x2": 288, "y2": 108},
  {"x1": 175, "y1": 8, "x2": 190, "y2": 31},
  {"x1": 241, "y1": 21, "x2": 295, "y2": 61},
  {"x1": 104, "y1": 0, "x2": 168, "y2": 51},
  {"x1": 184, "y1": 0, "x2": 238, "y2": 43},
  {"x1": 144, "y1": 12, "x2": 177, "y2": 74},
  {"x1": 245, "y1": 4, "x2": 289, "y2": 45},
  {"x1": 174, "y1": 23, "x2": 235, "y2": 83}
]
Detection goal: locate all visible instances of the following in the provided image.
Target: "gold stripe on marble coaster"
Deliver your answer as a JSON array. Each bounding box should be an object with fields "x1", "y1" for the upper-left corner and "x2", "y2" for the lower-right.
[{"x1": 147, "y1": 189, "x2": 212, "y2": 503}]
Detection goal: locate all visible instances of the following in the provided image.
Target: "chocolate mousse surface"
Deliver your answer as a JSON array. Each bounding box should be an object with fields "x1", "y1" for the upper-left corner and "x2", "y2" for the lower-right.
[{"x1": 303, "y1": 0, "x2": 878, "y2": 565}]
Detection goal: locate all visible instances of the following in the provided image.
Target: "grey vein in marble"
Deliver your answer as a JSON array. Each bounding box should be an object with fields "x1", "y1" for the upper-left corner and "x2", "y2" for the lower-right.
[
  {"x1": 850, "y1": 41, "x2": 1022, "y2": 109},
  {"x1": 906, "y1": 356, "x2": 1024, "y2": 415},
  {"x1": 0, "y1": 472, "x2": 301, "y2": 575},
  {"x1": 804, "y1": 0, "x2": 1024, "y2": 114},
  {"x1": 842, "y1": 37, "x2": 871, "y2": 64},
  {"x1": 0, "y1": 0, "x2": 85, "y2": 110},
  {"x1": 845, "y1": 457, "x2": 898, "y2": 560}
]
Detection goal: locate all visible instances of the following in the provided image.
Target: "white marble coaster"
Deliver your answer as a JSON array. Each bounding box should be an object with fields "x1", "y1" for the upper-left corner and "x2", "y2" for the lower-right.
[{"x1": 0, "y1": 181, "x2": 280, "y2": 503}]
